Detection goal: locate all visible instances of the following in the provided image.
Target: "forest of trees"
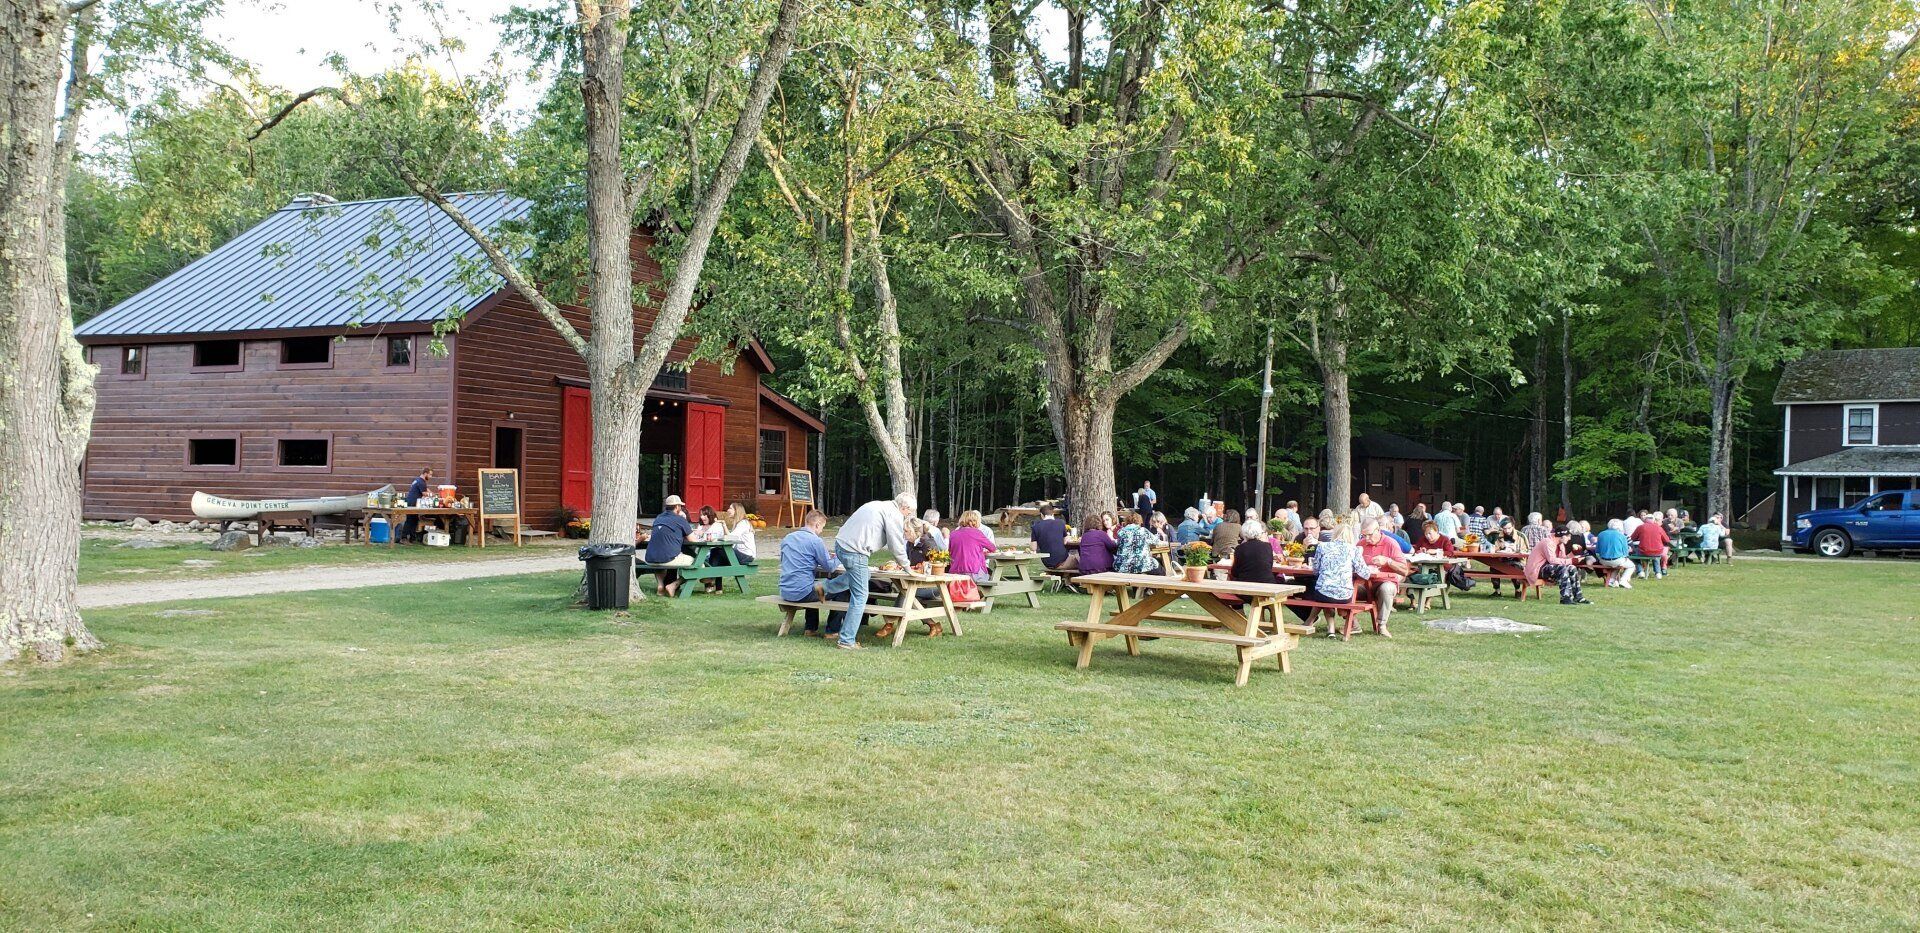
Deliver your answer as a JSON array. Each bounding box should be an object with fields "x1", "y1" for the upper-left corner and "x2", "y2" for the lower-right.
[{"x1": 53, "y1": 0, "x2": 1920, "y2": 524}]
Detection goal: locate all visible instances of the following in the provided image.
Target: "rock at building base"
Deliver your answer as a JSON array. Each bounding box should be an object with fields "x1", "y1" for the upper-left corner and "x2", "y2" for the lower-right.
[
  {"x1": 130, "y1": 517, "x2": 151, "y2": 529},
  {"x1": 210, "y1": 530, "x2": 253, "y2": 552}
]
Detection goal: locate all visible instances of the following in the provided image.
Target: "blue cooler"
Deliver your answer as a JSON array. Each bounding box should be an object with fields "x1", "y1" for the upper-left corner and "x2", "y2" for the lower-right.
[{"x1": 369, "y1": 516, "x2": 391, "y2": 544}]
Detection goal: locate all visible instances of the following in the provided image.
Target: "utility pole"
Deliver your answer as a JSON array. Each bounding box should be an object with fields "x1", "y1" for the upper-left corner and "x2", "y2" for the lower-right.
[{"x1": 1254, "y1": 326, "x2": 1275, "y2": 518}]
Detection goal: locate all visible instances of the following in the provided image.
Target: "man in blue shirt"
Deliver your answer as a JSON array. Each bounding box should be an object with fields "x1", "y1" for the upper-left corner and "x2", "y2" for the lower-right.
[
  {"x1": 1174, "y1": 507, "x2": 1207, "y2": 546},
  {"x1": 1029, "y1": 505, "x2": 1069, "y2": 568},
  {"x1": 645, "y1": 495, "x2": 696, "y2": 597},
  {"x1": 779, "y1": 510, "x2": 847, "y2": 635},
  {"x1": 400, "y1": 467, "x2": 433, "y2": 542},
  {"x1": 1594, "y1": 518, "x2": 1633, "y2": 589}
]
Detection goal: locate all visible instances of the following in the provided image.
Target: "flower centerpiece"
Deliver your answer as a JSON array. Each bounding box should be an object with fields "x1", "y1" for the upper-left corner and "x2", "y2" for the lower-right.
[
  {"x1": 1180, "y1": 542, "x2": 1214, "y2": 582},
  {"x1": 928, "y1": 549, "x2": 951, "y2": 575},
  {"x1": 1284, "y1": 540, "x2": 1306, "y2": 563},
  {"x1": 1462, "y1": 532, "x2": 1482, "y2": 551}
]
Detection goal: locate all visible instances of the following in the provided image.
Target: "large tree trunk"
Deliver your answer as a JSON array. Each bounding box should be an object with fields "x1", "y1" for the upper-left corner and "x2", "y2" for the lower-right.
[
  {"x1": 578, "y1": 0, "x2": 643, "y2": 546},
  {"x1": 1559, "y1": 310, "x2": 1572, "y2": 516},
  {"x1": 1059, "y1": 391, "x2": 1118, "y2": 524},
  {"x1": 1528, "y1": 333, "x2": 1548, "y2": 514},
  {"x1": 1705, "y1": 370, "x2": 1737, "y2": 520},
  {"x1": 1319, "y1": 332, "x2": 1352, "y2": 517},
  {"x1": 2, "y1": 0, "x2": 101, "y2": 662}
]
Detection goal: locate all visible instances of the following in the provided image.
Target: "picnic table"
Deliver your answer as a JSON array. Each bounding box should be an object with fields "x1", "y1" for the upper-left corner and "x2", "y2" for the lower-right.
[
  {"x1": 363, "y1": 505, "x2": 482, "y2": 547},
  {"x1": 1055, "y1": 572, "x2": 1307, "y2": 686},
  {"x1": 1405, "y1": 554, "x2": 1464, "y2": 613},
  {"x1": 1456, "y1": 549, "x2": 1542, "y2": 600},
  {"x1": 866, "y1": 567, "x2": 967, "y2": 645},
  {"x1": 637, "y1": 539, "x2": 755, "y2": 598},
  {"x1": 977, "y1": 551, "x2": 1046, "y2": 612}
]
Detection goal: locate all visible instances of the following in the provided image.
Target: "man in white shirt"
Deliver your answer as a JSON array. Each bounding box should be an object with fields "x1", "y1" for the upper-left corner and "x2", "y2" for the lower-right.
[
  {"x1": 830, "y1": 493, "x2": 915, "y2": 649},
  {"x1": 1622, "y1": 511, "x2": 1643, "y2": 540},
  {"x1": 920, "y1": 509, "x2": 948, "y2": 551},
  {"x1": 1433, "y1": 501, "x2": 1461, "y2": 541},
  {"x1": 1354, "y1": 493, "x2": 1386, "y2": 525}
]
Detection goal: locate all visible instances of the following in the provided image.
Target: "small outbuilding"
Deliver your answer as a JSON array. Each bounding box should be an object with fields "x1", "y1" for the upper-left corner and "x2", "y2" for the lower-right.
[
  {"x1": 76, "y1": 192, "x2": 822, "y2": 526},
  {"x1": 1351, "y1": 431, "x2": 1461, "y2": 509}
]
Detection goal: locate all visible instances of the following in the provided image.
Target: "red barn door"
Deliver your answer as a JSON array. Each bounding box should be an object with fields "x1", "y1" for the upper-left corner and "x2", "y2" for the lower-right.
[
  {"x1": 684, "y1": 403, "x2": 726, "y2": 513},
  {"x1": 561, "y1": 386, "x2": 593, "y2": 514}
]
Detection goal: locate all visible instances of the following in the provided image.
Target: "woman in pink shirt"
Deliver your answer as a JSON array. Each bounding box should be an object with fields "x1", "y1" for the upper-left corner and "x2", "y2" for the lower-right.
[
  {"x1": 947, "y1": 510, "x2": 999, "y2": 585},
  {"x1": 1526, "y1": 529, "x2": 1591, "y2": 605}
]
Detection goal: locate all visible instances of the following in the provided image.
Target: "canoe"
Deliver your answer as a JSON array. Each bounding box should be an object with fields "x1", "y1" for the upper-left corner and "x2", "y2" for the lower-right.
[{"x1": 190, "y1": 485, "x2": 394, "y2": 520}]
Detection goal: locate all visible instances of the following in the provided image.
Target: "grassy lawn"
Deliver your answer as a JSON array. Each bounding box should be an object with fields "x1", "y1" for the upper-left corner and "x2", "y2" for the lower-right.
[
  {"x1": 78, "y1": 537, "x2": 568, "y2": 585},
  {"x1": 5, "y1": 559, "x2": 1917, "y2": 929}
]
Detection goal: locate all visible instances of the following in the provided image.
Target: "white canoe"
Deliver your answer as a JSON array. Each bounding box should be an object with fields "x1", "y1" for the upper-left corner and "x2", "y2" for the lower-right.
[{"x1": 190, "y1": 485, "x2": 394, "y2": 520}]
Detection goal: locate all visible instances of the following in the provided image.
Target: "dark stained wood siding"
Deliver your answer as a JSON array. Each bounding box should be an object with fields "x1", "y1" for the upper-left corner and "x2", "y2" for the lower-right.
[
  {"x1": 84, "y1": 336, "x2": 452, "y2": 520},
  {"x1": 452, "y1": 232, "x2": 809, "y2": 528},
  {"x1": 1786, "y1": 401, "x2": 1920, "y2": 463}
]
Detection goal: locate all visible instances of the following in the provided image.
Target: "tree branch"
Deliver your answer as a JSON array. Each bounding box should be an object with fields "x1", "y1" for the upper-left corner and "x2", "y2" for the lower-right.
[{"x1": 247, "y1": 86, "x2": 343, "y2": 141}]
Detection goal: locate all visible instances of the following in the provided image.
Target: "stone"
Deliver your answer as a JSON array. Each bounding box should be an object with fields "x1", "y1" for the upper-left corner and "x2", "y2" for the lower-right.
[
  {"x1": 1423, "y1": 616, "x2": 1549, "y2": 635},
  {"x1": 130, "y1": 517, "x2": 151, "y2": 529},
  {"x1": 116, "y1": 538, "x2": 171, "y2": 549},
  {"x1": 262, "y1": 534, "x2": 321, "y2": 548},
  {"x1": 156, "y1": 520, "x2": 178, "y2": 532},
  {"x1": 209, "y1": 530, "x2": 253, "y2": 552}
]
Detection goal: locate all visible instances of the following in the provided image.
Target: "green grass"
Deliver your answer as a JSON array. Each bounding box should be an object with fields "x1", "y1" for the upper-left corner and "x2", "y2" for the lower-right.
[
  {"x1": 78, "y1": 537, "x2": 565, "y2": 585},
  {"x1": 5, "y1": 559, "x2": 1917, "y2": 929}
]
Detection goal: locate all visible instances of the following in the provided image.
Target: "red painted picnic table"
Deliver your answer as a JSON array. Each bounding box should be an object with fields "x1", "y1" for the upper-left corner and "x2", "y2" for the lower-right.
[{"x1": 1456, "y1": 550, "x2": 1540, "y2": 599}]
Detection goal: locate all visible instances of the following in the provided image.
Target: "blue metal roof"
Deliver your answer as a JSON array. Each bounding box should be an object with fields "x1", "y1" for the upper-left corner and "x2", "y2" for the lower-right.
[{"x1": 76, "y1": 191, "x2": 531, "y2": 339}]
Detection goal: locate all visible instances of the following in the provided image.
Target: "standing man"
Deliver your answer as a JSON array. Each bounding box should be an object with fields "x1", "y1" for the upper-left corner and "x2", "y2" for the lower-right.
[
  {"x1": 400, "y1": 467, "x2": 434, "y2": 542},
  {"x1": 644, "y1": 495, "x2": 696, "y2": 597},
  {"x1": 1134, "y1": 481, "x2": 1158, "y2": 515},
  {"x1": 1358, "y1": 519, "x2": 1412, "y2": 637},
  {"x1": 779, "y1": 510, "x2": 847, "y2": 635},
  {"x1": 831, "y1": 493, "x2": 915, "y2": 650}
]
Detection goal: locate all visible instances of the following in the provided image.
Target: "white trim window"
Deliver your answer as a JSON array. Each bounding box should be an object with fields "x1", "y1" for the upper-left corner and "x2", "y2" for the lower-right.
[{"x1": 1843, "y1": 404, "x2": 1878, "y2": 446}]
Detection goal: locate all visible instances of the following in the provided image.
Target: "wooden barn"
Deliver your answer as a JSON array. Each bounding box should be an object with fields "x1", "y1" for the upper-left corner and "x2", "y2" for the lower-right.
[
  {"x1": 1351, "y1": 431, "x2": 1461, "y2": 508},
  {"x1": 75, "y1": 192, "x2": 823, "y2": 526}
]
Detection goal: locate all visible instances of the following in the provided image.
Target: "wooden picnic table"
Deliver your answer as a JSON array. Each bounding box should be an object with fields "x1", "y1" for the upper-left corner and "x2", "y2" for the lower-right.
[
  {"x1": 363, "y1": 505, "x2": 482, "y2": 547},
  {"x1": 1056, "y1": 572, "x2": 1307, "y2": 686},
  {"x1": 1457, "y1": 549, "x2": 1540, "y2": 599},
  {"x1": 978, "y1": 551, "x2": 1046, "y2": 612},
  {"x1": 866, "y1": 567, "x2": 967, "y2": 646},
  {"x1": 637, "y1": 539, "x2": 755, "y2": 598}
]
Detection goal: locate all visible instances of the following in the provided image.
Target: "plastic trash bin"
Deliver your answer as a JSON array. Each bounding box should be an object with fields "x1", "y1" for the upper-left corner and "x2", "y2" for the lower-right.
[{"x1": 579, "y1": 544, "x2": 637, "y2": 610}]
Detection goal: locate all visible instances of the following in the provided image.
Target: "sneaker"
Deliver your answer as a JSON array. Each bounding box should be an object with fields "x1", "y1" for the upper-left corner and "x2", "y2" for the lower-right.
[
  {"x1": 1621, "y1": 579, "x2": 1633, "y2": 589},
  {"x1": 1575, "y1": 597, "x2": 1594, "y2": 605},
  {"x1": 1561, "y1": 597, "x2": 1577, "y2": 605},
  {"x1": 835, "y1": 641, "x2": 864, "y2": 650}
]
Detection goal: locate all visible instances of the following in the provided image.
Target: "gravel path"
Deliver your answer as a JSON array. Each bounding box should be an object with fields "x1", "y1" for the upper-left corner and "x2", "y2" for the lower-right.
[{"x1": 79, "y1": 551, "x2": 579, "y2": 609}]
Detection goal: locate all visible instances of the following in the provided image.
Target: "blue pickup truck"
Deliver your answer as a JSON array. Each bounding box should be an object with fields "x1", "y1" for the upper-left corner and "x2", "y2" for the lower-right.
[{"x1": 1792, "y1": 489, "x2": 1920, "y2": 557}]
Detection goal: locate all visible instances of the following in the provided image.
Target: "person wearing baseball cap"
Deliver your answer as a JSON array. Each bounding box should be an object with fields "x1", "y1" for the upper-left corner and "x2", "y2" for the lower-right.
[{"x1": 644, "y1": 495, "x2": 696, "y2": 596}]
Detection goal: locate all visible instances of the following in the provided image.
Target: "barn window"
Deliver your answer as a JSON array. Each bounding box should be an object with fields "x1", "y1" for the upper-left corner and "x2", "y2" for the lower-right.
[
  {"x1": 653, "y1": 368, "x2": 689, "y2": 392},
  {"x1": 1379, "y1": 466, "x2": 1395, "y2": 490},
  {"x1": 187, "y1": 437, "x2": 240, "y2": 470},
  {"x1": 385, "y1": 335, "x2": 413, "y2": 369},
  {"x1": 280, "y1": 336, "x2": 332, "y2": 367},
  {"x1": 120, "y1": 346, "x2": 144, "y2": 376},
  {"x1": 759, "y1": 429, "x2": 787, "y2": 495},
  {"x1": 192, "y1": 340, "x2": 242, "y2": 370},
  {"x1": 277, "y1": 437, "x2": 331, "y2": 469},
  {"x1": 1408, "y1": 467, "x2": 1423, "y2": 488}
]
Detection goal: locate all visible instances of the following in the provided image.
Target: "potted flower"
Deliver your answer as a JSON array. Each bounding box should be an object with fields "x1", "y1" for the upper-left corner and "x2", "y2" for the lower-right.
[
  {"x1": 1180, "y1": 542, "x2": 1213, "y2": 582},
  {"x1": 928, "y1": 549, "x2": 950, "y2": 575},
  {"x1": 1283, "y1": 540, "x2": 1306, "y2": 564}
]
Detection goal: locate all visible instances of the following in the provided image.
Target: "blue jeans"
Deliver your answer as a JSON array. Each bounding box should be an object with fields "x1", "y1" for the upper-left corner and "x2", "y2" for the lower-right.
[{"x1": 833, "y1": 545, "x2": 871, "y2": 647}]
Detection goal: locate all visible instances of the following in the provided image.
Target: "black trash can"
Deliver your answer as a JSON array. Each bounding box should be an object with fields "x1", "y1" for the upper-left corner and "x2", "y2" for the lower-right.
[{"x1": 578, "y1": 544, "x2": 637, "y2": 610}]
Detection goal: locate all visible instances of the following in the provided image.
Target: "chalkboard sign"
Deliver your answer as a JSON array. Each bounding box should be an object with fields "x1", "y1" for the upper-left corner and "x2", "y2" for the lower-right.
[
  {"x1": 782, "y1": 468, "x2": 814, "y2": 526},
  {"x1": 477, "y1": 468, "x2": 522, "y2": 546}
]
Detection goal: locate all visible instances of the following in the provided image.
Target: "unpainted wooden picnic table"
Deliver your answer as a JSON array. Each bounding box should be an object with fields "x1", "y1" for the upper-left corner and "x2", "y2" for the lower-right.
[
  {"x1": 1057, "y1": 572, "x2": 1307, "y2": 686},
  {"x1": 978, "y1": 551, "x2": 1046, "y2": 612}
]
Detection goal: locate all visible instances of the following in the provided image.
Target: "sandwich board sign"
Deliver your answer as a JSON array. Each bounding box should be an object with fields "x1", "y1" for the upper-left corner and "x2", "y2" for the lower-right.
[
  {"x1": 784, "y1": 468, "x2": 814, "y2": 526},
  {"x1": 477, "y1": 468, "x2": 522, "y2": 546}
]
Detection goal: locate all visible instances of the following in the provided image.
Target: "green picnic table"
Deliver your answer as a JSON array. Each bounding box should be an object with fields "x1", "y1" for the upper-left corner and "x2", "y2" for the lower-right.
[
  {"x1": 977, "y1": 551, "x2": 1046, "y2": 613},
  {"x1": 637, "y1": 539, "x2": 755, "y2": 598}
]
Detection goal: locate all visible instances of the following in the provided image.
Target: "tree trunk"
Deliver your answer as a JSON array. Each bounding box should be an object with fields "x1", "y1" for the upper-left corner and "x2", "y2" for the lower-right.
[
  {"x1": 1528, "y1": 333, "x2": 1548, "y2": 515},
  {"x1": 1254, "y1": 327, "x2": 1274, "y2": 517},
  {"x1": 1705, "y1": 371, "x2": 1737, "y2": 519},
  {"x1": 1559, "y1": 310, "x2": 1572, "y2": 515},
  {"x1": 1319, "y1": 333, "x2": 1352, "y2": 517},
  {"x1": 1059, "y1": 391, "x2": 1119, "y2": 524},
  {"x1": 1, "y1": 0, "x2": 102, "y2": 662}
]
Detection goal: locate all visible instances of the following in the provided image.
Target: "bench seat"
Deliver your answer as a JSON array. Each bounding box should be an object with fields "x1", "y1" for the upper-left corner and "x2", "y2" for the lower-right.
[
  {"x1": 756, "y1": 595, "x2": 948, "y2": 642},
  {"x1": 1281, "y1": 595, "x2": 1378, "y2": 640},
  {"x1": 1055, "y1": 620, "x2": 1300, "y2": 684}
]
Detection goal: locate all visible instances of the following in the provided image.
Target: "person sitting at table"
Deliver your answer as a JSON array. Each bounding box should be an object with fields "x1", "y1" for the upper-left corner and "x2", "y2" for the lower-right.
[
  {"x1": 1432, "y1": 501, "x2": 1461, "y2": 542},
  {"x1": 1520, "y1": 512, "x2": 1551, "y2": 550},
  {"x1": 399, "y1": 467, "x2": 434, "y2": 543},
  {"x1": 1415, "y1": 520, "x2": 1477, "y2": 591},
  {"x1": 1465, "y1": 506, "x2": 1490, "y2": 538},
  {"x1": 1527, "y1": 527, "x2": 1592, "y2": 605},
  {"x1": 1698, "y1": 512, "x2": 1732, "y2": 561},
  {"x1": 1074, "y1": 513, "x2": 1117, "y2": 575},
  {"x1": 1146, "y1": 510, "x2": 1174, "y2": 544},
  {"x1": 947, "y1": 510, "x2": 998, "y2": 586},
  {"x1": 921, "y1": 509, "x2": 948, "y2": 552},
  {"x1": 1100, "y1": 511, "x2": 1120, "y2": 537},
  {"x1": 1358, "y1": 518, "x2": 1412, "y2": 636},
  {"x1": 1174, "y1": 508, "x2": 1208, "y2": 547},
  {"x1": 1210, "y1": 509, "x2": 1243, "y2": 556},
  {"x1": 1290, "y1": 528, "x2": 1374, "y2": 633},
  {"x1": 1029, "y1": 504, "x2": 1069, "y2": 569},
  {"x1": 645, "y1": 495, "x2": 696, "y2": 597},
  {"x1": 1594, "y1": 519, "x2": 1635, "y2": 588},
  {"x1": 779, "y1": 510, "x2": 847, "y2": 636},
  {"x1": 1294, "y1": 515, "x2": 1322, "y2": 549},
  {"x1": 1228, "y1": 519, "x2": 1276, "y2": 586},
  {"x1": 1631, "y1": 514, "x2": 1671, "y2": 577},
  {"x1": 1113, "y1": 511, "x2": 1162, "y2": 576},
  {"x1": 722, "y1": 503, "x2": 758, "y2": 565},
  {"x1": 1407, "y1": 502, "x2": 1430, "y2": 527}
]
